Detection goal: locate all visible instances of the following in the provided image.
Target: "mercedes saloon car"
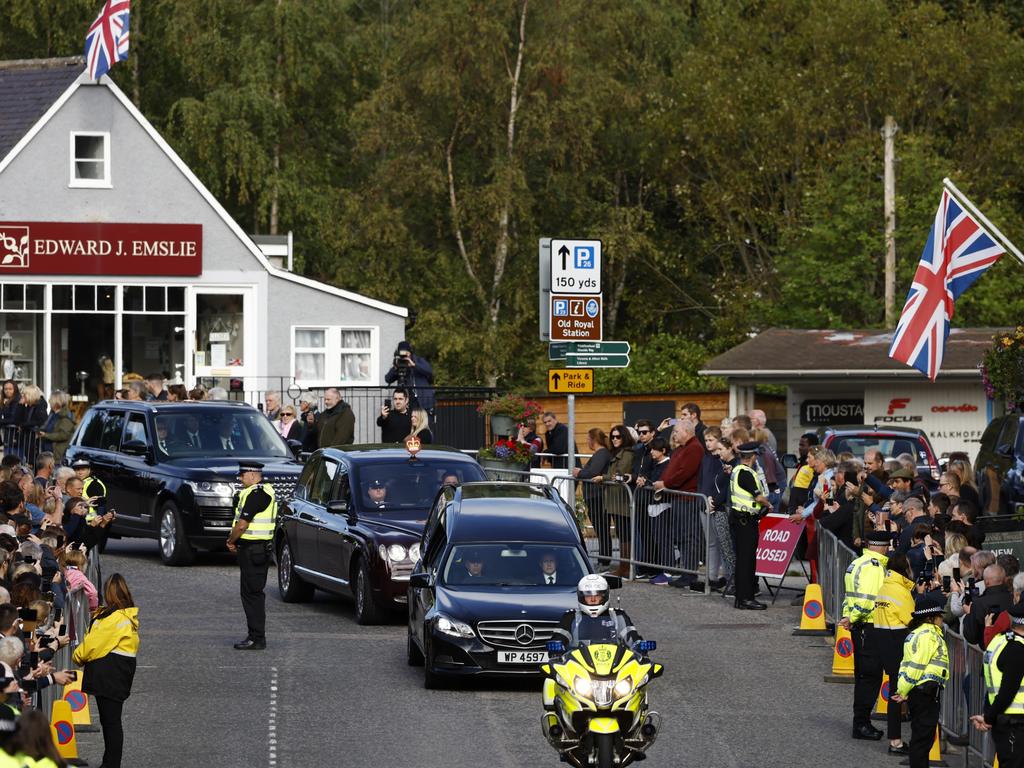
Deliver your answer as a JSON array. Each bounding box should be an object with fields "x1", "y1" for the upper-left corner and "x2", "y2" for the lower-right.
[{"x1": 407, "y1": 482, "x2": 597, "y2": 688}]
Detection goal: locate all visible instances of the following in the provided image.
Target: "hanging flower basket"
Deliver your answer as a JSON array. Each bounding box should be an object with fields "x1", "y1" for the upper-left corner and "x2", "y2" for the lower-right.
[{"x1": 980, "y1": 326, "x2": 1024, "y2": 411}]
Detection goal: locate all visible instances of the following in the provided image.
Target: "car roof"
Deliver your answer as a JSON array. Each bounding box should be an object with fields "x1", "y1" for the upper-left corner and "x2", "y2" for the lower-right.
[
  {"x1": 93, "y1": 400, "x2": 255, "y2": 411},
  {"x1": 447, "y1": 484, "x2": 579, "y2": 544},
  {"x1": 822, "y1": 425, "x2": 931, "y2": 438},
  {"x1": 319, "y1": 445, "x2": 474, "y2": 463}
]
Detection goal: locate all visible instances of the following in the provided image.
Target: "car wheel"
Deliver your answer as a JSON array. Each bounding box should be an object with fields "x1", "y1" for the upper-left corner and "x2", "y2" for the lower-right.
[
  {"x1": 423, "y1": 633, "x2": 443, "y2": 689},
  {"x1": 277, "y1": 537, "x2": 314, "y2": 603},
  {"x1": 407, "y1": 626, "x2": 424, "y2": 667},
  {"x1": 353, "y1": 556, "x2": 383, "y2": 626},
  {"x1": 158, "y1": 501, "x2": 195, "y2": 566}
]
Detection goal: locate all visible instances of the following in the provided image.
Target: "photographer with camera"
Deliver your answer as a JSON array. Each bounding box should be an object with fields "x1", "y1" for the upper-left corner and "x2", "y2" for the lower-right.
[{"x1": 385, "y1": 341, "x2": 434, "y2": 413}]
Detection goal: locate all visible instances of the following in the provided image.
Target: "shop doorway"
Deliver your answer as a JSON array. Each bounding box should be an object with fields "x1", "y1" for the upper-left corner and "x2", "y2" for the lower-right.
[{"x1": 51, "y1": 313, "x2": 116, "y2": 398}]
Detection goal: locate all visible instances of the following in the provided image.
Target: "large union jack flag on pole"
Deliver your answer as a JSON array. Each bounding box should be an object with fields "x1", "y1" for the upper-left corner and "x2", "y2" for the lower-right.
[
  {"x1": 888, "y1": 187, "x2": 1005, "y2": 379},
  {"x1": 85, "y1": 0, "x2": 130, "y2": 81}
]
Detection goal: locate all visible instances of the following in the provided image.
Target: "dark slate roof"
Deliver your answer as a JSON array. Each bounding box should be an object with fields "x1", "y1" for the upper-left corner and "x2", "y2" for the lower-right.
[
  {"x1": 0, "y1": 57, "x2": 82, "y2": 162},
  {"x1": 700, "y1": 327, "x2": 1012, "y2": 380}
]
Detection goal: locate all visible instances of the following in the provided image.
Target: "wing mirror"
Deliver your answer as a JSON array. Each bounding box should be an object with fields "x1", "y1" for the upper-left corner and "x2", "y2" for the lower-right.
[
  {"x1": 997, "y1": 443, "x2": 1015, "y2": 459},
  {"x1": 286, "y1": 439, "x2": 303, "y2": 459},
  {"x1": 781, "y1": 453, "x2": 799, "y2": 469},
  {"x1": 122, "y1": 440, "x2": 151, "y2": 460},
  {"x1": 326, "y1": 499, "x2": 354, "y2": 521},
  {"x1": 604, "y1": 575, "x2": 623, "y2": 590},
  {"x1": 409, "y1": 572, "x2": 431, "y2": 589}
]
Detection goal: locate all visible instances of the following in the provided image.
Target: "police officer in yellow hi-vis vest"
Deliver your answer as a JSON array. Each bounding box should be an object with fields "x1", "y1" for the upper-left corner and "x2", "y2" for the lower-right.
[
  {"x1": 840, "y1": 528, "x2": 892, "y2": 741},
  {"x1": 72, "y1": 457, "x2": 107, "y2": 520},
  {"x1": 729, "y1": 442, "x2": 771, "y2": 611},
  {"x1": 971, "y1": 601, "x2": 1024, "y2": 767},
  {"x1": 891, "y1": 590, "x2": 948, "y2": 768},
  {"x1": 226, "y1": 461, "x2": 277, "y2": 651}
]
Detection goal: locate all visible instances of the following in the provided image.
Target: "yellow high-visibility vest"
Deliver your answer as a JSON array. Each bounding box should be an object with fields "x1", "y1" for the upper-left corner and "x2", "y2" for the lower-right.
[
  {"x1": 232, "y1": 483, "x2": 277, "y2": 541},
  {"x1": 842, "y1": 551, "x2": 888, "y2": 624},
  {"x1": 896, "y1": 623, "x2": 948, "y2": 698},
  {"x1": 985, "y1": 632, "x2": 1024, "y2": 716},
  {"x1": 730, "y1": 464, "x2": 765, "y2": 515}
]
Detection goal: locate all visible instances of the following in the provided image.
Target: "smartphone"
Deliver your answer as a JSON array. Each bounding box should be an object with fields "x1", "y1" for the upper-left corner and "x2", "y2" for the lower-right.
[
  {"x1": 953, "y1": 566, "x2": 961, "y2": 582},
  {"x1": 17, "y1": 608, "x2": 35, "y2": 621},
  {"x1": 383, "y1": 399, "x2": 391, "y2": 409},
  {"x1": 27, "y1": 652, "x2": 37, "y2": 667},
  {"x1": 942, "y1": 575, "x2": 951, "y2": 592},
  {"x1": 66, "y1": 670, "x2": 78, "y2": 682}
]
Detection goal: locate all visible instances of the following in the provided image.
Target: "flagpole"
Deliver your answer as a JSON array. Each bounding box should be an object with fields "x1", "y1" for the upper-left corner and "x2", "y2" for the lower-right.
[{"x1": 943, "y1": 177, "x2": 1024, "y2": 267}]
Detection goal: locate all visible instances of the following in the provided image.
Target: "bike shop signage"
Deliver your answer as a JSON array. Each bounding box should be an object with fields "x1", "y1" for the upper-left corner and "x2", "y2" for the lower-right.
[
  {"x1": 0, "y1": 222, "x2": 202, "y2": 276},
  {"x1": 863, "y1": 384, "x2": 988, "y2": 459},
  {"x1": 755, "y1": 514, "x2": 806, "y2": 580},
  {"x1": 800, "y1": 399, "x2": 864, "y2": 427}
]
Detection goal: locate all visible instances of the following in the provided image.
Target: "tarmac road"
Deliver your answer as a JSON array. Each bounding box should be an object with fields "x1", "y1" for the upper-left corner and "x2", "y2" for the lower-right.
[{"x1": 75, "y1": 538, "x2": 892, "y2": 768}]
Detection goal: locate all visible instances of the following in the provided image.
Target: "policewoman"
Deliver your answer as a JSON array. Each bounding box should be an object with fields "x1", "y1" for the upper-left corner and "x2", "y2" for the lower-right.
[
  {"x1": 729, "y1": 441, "x2": 770, "y2": 611},
  {"x1": 971, "y1": 602, "x2": 1024, "y2": 767},
  {"x1": 226, "y1": 461, "x2": 277, "y2": 650},
  {"x1": 72, "y1": 457, "x2": 107, "y2": 517},
  {"x1": 841, "y1": 528, "x2": 892, "y2": 740},
  {"x1": 891, "y1": 591, "x2": 948, "y2": 768}
]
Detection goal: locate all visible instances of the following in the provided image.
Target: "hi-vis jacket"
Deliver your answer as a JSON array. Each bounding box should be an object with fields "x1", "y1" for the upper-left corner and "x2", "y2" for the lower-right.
[
  {"x1": 73, "y1": 607, "x2": 139, "y2": 664},
  {"x1": 896, "y1": 623, "x2": 949, "y2": 698},
  {"x1": 873, "y1": 570, "x2": 915, "y2": 630},
  {"x1": 842, "y1": 551, "x2": 888, "y2": 624},
  {"x1": 984, "y1": 632, "x2": 1024, "y2": 716}
]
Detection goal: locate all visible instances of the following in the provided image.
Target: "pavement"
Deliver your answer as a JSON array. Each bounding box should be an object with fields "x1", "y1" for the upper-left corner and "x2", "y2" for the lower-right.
[{"x1": 74, "y1": 539, "x2": 898, "y2": 767}]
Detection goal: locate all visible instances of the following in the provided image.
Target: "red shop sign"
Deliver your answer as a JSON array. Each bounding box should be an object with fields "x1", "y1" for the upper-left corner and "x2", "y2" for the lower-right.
[
  {"x1": 0, "y1": 221, "x2": 202, "y2": 276},
  {"x1": 755, "y1": 513, "x2": 805, "y2": 580}
]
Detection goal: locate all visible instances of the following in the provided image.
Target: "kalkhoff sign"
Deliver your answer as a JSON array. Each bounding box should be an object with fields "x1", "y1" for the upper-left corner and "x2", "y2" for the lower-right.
[{"x1": 0, "y1": 222, "x2": 202, "y2": 276}]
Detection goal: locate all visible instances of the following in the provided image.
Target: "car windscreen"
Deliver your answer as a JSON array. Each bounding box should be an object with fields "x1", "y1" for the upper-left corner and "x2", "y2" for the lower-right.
[
  {"x1": 441, "y1": 544, "x2": 587, "y2": 587},
  {"x1": 352, "y1": 460, "x2": 485, "y2": 516},
  {"x1": 152, "y1": 409, "x2": 291, "y2": 459},
  {"x1": 829, "y1": 436, "x2": 929, "y2": 465}
]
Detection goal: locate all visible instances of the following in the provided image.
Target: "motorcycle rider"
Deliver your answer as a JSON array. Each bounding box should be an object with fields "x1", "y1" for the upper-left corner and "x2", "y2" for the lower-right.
[{"x1": 556, "y1": 574, "x2": 643, "y2": 648}]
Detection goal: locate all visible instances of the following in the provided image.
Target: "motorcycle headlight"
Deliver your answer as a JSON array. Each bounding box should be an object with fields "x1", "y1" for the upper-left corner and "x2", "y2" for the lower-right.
[
  {"x1": 572, "y1": 676, "x2": 592, "y2": 698},
  {"x1": 435, "y1": 615, "x2": 475, "y2": 639},
  {"x1": 409, "y1": 542, "x2": 420, "y2": 562},
  {"x1": 613, "y1": 677, "x2": 633, "y2": 698}
]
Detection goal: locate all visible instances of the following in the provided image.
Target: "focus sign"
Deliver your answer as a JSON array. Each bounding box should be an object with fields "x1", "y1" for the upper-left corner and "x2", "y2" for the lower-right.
[
  {"x1": 548, "y1": 368, "x2": 594, "y2": 394},
  {"x1": 550, "y1": 294, "x2": 602, "y2": 342},
  {"x1": 550, "y1": 239, "x2": 602, "y2": 295}
]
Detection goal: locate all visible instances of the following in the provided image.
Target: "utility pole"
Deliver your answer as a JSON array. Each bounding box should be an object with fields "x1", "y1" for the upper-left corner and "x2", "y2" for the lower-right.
[{"x1": 883, "y1": 115, "x2": 899, "y2": 327}]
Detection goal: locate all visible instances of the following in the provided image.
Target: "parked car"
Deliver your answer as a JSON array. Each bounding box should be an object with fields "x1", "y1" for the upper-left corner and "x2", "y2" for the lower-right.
[
  {"x1": 275, "y1": 445, "x2": 487, "y2": 624},
  {"x1": 65, "y1": 400, "x2": 302, "y2": 566},
  {"x1": 819, "y1": 425, "x2": 941, "y2": 490},
  {"x1": 976, "y1": 413, "x2": 1024, "y2": 515},
  {"x1": 407, "y1": 481, "x2": 596, "y2": 688}
]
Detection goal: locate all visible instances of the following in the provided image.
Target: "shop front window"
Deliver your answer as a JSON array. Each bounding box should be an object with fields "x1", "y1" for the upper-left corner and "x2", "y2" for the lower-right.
[{"x1": 196, "y1": 294, "x2": 244, "y2": 368}]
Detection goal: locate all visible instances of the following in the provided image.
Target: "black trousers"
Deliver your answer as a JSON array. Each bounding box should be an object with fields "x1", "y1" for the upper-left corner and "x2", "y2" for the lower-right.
[
  {"x1": 872, "y1": 626, "x2": 909, "y2": 740},
  {"x1": 994, "y1": 721, "x2": 1024, "y2": 768},
  {"x1": 96, "y1": 695, "x2": 124, "y2": 768},
  {"x1": 238, "y1": 542, "x2": 270, "y2": 641},
  {"x1": 730, "y1": 514, "x2": 758, "y2": 602},
  {"x1": 907, "y1": 683, "x2": 940, "y2": 768},
  {"x1": 851, "y1": 623, "x2": 883, "y2": 728}
]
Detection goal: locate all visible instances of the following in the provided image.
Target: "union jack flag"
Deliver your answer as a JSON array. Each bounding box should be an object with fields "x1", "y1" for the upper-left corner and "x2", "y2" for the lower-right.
[
  {"x1": 85, "y1": 0, "x2": 130, "y2": 81},
  {"x1": 888, "y1": 188, "x2": 1004, "y2": 379}
]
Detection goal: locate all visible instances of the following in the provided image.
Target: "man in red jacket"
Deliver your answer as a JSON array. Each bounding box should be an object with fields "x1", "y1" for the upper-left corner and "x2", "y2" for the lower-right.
[{"x1": 653, "y1": 422, "x2": 704, "y2": 587}]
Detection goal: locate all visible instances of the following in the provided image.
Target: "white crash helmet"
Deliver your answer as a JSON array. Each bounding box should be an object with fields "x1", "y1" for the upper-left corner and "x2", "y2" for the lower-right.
[{"x1": 577, "y1": 574, "x2": 610, "y2": 617}]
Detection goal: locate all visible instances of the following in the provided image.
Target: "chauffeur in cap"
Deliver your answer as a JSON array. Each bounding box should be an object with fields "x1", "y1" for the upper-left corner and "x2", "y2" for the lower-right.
[
  {"x1": 730, "y1": 441, "x2": 771, "y2": 611},
  {"x1": 226, "y1": 461, "x2": 277, "y2": 650}
]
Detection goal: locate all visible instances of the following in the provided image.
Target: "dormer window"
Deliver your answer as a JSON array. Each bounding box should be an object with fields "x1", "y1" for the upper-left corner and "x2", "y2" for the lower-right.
[{"x1": 69, "y1": 131, "x2": 110, "y2": 187}]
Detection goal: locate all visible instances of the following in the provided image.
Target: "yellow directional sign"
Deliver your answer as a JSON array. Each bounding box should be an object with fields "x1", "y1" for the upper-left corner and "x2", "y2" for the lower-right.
[{"x1": 548, "y1": 368, "x2": 594, "y2": 394}]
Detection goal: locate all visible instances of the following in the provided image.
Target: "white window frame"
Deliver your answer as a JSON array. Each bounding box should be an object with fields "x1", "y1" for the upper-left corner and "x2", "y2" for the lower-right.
[
  {"x1": 69, "y1": 131, "x2": 111, "y2": 188},
  {"x1": 291, "y1": 325, "x2": 379, "y2": 387}
]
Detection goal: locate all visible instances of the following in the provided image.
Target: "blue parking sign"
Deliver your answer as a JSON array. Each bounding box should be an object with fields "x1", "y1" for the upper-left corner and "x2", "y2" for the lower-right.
[
  {"x1": 553, "y1": 299, "x2": 569, "y2": 316},
  {"x1": 574, "y1": 246, "x2": 595, "y2": 269}
]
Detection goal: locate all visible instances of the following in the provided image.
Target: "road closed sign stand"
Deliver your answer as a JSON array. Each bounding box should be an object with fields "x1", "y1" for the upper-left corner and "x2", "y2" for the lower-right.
[{"x1": 754, "y1": 514, "x2": 808, "y2": 604}]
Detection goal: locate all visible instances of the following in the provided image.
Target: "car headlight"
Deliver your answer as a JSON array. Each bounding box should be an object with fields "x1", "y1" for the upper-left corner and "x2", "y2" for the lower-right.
[
  {"x1": 613, "y1": 677, "x2": 633, "y2": 698},
  {"x1": 186, "y1": 481, "x2": 235, "y2": 498},
  {"x1": 573, "y1": 676, "x2": 592, "y2": 697},
  {"x1": 435, "y1": 615, "x2": 474, "y2": 639},
  {"x1": 409, "y1": 542, "x2": 420, "y2": 562},
  {"x1": 387, "y1": 544, "x2": 407, "y2": 561}
]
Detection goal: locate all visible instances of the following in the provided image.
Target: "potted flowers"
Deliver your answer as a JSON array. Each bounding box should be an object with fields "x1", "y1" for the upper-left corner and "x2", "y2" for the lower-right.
[
  {"x1": 478, "y1": 438, "x2": 534, "y2": 480},
  {"x1": 981, "y1": 326, "x2": 1024, "y2": 410},
  {"x1": 476, "y1": 393, "x2": 543, "y2": 439}
]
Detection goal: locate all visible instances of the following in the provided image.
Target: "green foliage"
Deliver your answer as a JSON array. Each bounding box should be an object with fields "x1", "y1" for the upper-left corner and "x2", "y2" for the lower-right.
[
  {"x1": 5, "y1": 0, "x2": 1024, "y2": 389},
  {"x1": 981, "y1": 326, "x2": 1024, "y2": 408}
]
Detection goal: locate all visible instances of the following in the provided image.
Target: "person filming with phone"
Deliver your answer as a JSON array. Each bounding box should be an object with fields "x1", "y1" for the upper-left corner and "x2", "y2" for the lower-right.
[{"x1": 377, "y1": 388, "x2": 412, "y2": 444}]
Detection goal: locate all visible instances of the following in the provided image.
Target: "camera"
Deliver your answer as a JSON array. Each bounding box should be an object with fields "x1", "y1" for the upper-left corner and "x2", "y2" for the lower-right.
[
  {"x1": 614, "y1": 474, "x2": 625, "y2": 483},
  {"x1": 20, "y1": 679, "x2": 36, "y2": 693}
]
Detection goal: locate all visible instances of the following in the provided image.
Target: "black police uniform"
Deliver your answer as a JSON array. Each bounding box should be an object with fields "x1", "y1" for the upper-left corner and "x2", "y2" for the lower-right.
[{"x1": 235, "y1": 485, "x2": 274, "y2": 647}]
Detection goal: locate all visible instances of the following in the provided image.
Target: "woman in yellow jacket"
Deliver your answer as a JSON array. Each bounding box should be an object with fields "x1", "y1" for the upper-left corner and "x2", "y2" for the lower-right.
[
  {"x1": 72, "y1": 574, "x2": 139, "y2": 768},
  {"x1": 873, "y1": 552, "x2": 916, "y2": 755}
]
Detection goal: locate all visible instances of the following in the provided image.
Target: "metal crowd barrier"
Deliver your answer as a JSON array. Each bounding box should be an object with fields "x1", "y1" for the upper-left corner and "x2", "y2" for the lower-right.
[
  {"x1": 478, "y1": 466, "x2": 552, "y2": 484},
  {"x1": 545, "y1": 476, "x2": 636, "y2": 576},
  {"x1": 0, "y1": 426, "x2": 44, "y2": 465},
  {"x1": 939, "y1": 628, "x2": 996, "y2": 768},
  {"x1": 815, "y1": 522, "x2": 857, "y2": 625},
  {"x1": 632, "y1": 486, "x2": 711, "y2": 592}
]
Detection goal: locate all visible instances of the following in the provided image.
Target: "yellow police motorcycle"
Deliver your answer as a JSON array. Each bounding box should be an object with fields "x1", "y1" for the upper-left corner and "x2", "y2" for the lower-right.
[{"x1": 541, "y1": 639, "x2": 663, "y2": 768}]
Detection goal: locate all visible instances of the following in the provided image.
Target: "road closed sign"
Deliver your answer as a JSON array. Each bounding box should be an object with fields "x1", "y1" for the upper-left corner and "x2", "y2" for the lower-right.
[{"x1": 755, "y1": 514, "x2": 806, "y2": 579}]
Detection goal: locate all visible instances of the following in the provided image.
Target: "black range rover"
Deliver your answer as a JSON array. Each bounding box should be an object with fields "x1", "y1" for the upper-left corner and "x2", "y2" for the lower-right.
[{"x1": 65, "y1": 400, "x2": 302, "y2": 565}]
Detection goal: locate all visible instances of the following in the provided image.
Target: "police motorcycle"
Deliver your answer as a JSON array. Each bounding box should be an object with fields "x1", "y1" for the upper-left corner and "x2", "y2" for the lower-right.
[{"x1": 540, "y1": 575, "x2": 663, "y2": 768}]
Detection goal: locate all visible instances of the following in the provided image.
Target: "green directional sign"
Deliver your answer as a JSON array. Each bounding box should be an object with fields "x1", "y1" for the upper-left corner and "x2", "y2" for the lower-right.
[
  {"x1": 566, "y1": 353, "x2": 630, "y2": 368},
  {"x1": 571, "y1": 341, "x2": 630, "y2": 355},
  {"x1": 549, "y1": 342, "x2": 571, "y2": 360}
]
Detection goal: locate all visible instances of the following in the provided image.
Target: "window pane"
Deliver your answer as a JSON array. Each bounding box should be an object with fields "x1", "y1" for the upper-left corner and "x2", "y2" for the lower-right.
[
  {"x1": 99, "y1": 411, "x2": 125, "y2": 452},
  {"x1": 295, "y1": 329, "x2": 325, "y2": 348},
  {"x1": 340, "y1": 330, "x2": 371, "y2": 349},
  {"x1": 295, "y1": 352, "x2": 325, "y2": 380},
  {"x1": 2, "y1": 284, "x2": 23, "y2": 311},
  {"x1": 145, "y1": 286, "x2": 165, "y2": 312},
  {"x1": 97, "y1": 285, "x2": 116, "y2": 311},
  {"x1": 74, "y1": 160, "x2": 104, "y2": 180},
  {"x1": 53, "y1": 286, "x2": 73, "y2": 311},
  {"x1": 24, "y1": 285, "x2": 43, "y2": 310},
  {"x1": 124, "y1": 286, "x2": 143, "y2": 311},
  {"x1": 75, "y1": 285, "x2": 95, "y2": 311},
  {"x1": 340, "y1": 353, "x2": 371, "y2": 382},
  {"x1": 74, "y1": 135, "x2": 104, "y2": 160},
  {"x1": 167, "y1": 287, "x2": 185, "y2": 312}
]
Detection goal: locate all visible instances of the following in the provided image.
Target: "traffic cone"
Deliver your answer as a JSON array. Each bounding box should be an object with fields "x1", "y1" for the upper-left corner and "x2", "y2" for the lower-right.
[
  {"x1": 871, "y1": 675, "x2": 891, "y2": 721},
  {"x1": 50, "y1": 699, "x2": 87, "y2": 766},
  {"x1": 63, "y1": 674, "x2": 98, "y2": 732},
  {"x1": 927, "y1": 726, "x2": 947, "y2": 766},
  {"x1": 824, "y1": 624, "x2": 855, "y2": 683},
  {"x1": 793, "y1": 583, "x2": 831, "y2": 636}
]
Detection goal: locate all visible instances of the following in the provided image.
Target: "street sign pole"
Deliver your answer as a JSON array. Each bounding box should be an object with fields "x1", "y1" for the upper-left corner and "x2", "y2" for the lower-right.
[{"x1": 567, "y1": 394, "x2": 575, "y2": 474}]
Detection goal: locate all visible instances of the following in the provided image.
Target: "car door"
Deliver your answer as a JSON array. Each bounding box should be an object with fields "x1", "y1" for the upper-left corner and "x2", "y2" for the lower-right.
[
  {"x1": 90, "y1": 409, "x2": 128, "y2": 532},
  {"x1": 411, "y1": 510, "x2": 448, "y2": 632},
  {"x1": 287, "y1": 457, "x2": 328, "y2": 578},
  {"x1": 316, "y1": 460, "x2": 354, "y2": 585},
  {"x1": 111, "y1": 411, "x2": 154, "y2": 530}
]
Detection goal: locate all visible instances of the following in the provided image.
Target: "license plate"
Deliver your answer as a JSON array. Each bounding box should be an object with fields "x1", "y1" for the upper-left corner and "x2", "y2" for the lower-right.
[{"x1": 497, "y1": 650, "x2": 548, "y2": 664}]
